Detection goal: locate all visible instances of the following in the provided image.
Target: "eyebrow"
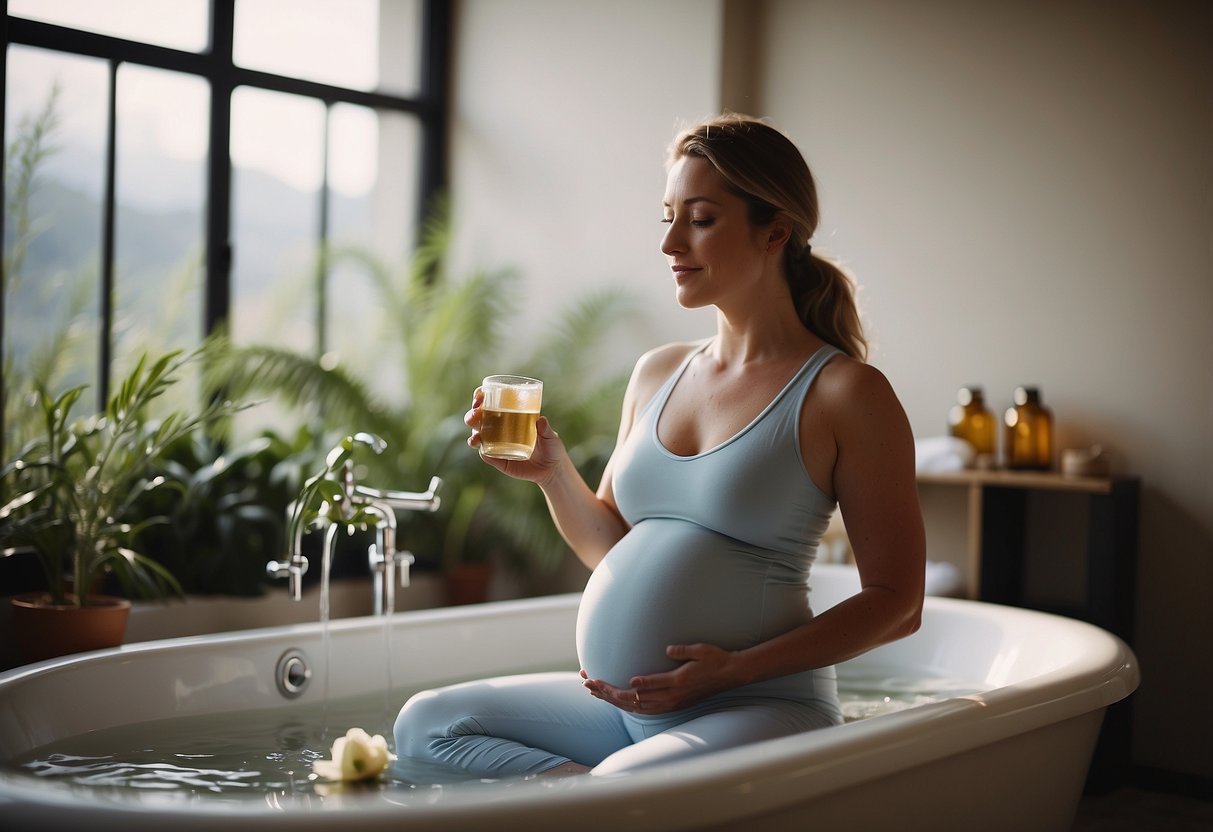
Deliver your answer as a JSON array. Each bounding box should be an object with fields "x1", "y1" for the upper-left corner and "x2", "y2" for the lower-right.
[{"x1": 662, "y1": 196, "x2": 723, "y2": 208}]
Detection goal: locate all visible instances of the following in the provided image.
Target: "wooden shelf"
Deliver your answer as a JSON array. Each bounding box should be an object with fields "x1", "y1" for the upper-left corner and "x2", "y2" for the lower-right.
[
  {"x1": 916, "y1": 468, "x2": 1139, "y2": 639},
  {"x1": 917, "y1": 468, "x2": 1120, "y2": 494}
]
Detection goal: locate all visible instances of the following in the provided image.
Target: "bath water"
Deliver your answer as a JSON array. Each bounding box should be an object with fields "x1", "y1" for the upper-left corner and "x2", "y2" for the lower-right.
[{"x1": 2, "y1": 674, "x2": 981, "y2": 803}]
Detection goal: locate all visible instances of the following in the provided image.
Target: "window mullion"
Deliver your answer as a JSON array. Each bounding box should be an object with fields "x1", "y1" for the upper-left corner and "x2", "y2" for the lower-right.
[
  {"x1": 316, "y1": 105, "x2": 331, "y2": 359},
  {"x1": 1, "y1": 10, "x2": 8, "y2": 457},
  {"x1": 418, "y1": 0, "x2": 451, "y2": 225},
  {"x1": 98, "y1": 58, "x2": 118, "y2": 410},
  {"x1": 205, "y1": 0, "x2": 234, "y2": 337}
]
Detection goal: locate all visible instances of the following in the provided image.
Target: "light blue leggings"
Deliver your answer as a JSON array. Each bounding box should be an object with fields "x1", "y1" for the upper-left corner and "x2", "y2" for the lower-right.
[{"x1": 392, "y1": 671, "x2": 841, "y2": 780}]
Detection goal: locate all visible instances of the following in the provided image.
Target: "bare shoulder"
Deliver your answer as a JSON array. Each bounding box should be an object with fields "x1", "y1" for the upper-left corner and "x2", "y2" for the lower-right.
[
  {"x1": 814, "y1": 355, "x2": 915, "y2": 477},
  {"x1": 634, "y1": 339, "x2": 704, "y2": 376},
  {"x1": 625, "y1": 339, "x2": 704, "y2": 410},
  {"x1": 813, "y1": 355, "x2": 914, "y2": 459},
  {"x1": 814, "y1": 354, "x2": 901, "y2": 414}
]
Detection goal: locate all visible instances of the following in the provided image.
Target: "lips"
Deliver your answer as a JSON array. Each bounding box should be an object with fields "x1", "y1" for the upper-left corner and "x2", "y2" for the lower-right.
[{"x1": 671, "y1": 264, "x2": 701, "y2": 279}]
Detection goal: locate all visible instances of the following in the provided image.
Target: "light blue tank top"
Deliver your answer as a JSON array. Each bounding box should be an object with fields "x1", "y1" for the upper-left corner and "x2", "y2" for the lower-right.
[
  {"x1": 576, "y1": 341, "x2": 842, "y2": 704},
  {"x1": 613, "y1": 340, "x2": 839, "y2": 553}
]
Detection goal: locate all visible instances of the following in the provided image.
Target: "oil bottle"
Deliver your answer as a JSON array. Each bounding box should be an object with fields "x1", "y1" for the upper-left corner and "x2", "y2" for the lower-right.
[
  {"x1": 947, "y1": 386, "x2": 996, "y2": 467},
  {"x1": 1003, "y1": 386, "x2": 1054, "y2": 470}
]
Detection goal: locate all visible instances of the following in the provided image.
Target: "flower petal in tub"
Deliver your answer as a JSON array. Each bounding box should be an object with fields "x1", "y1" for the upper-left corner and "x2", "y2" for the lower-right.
[{"x1": 312, "y1": 728, "x2": 395, "y2": 782}]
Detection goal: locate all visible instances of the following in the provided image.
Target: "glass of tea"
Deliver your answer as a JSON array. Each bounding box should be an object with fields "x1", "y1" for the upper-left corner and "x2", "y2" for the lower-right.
[{"x1": 479, "y1": 375, "x2": 543, "y2": 460}]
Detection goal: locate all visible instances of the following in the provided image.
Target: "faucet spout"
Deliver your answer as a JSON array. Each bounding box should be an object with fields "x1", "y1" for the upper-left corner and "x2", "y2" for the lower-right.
[
  {"x1": 268, "y1": 460, "x2": 441, "y2": 615},
  {"x1": 363, "y1": 500, "x2": 416, "y2": 615}
]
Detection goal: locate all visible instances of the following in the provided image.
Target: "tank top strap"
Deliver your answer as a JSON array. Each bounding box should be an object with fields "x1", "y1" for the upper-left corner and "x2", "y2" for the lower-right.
[
  {"x1": 782, "y1": 344, "x2": 842, "y2": 409},
  {"x1": 739, "y1": 344, "x2": 842, "y2": 448},
  {"x1": 634, "y1": 340, "x2": 713, "y2": 422}
]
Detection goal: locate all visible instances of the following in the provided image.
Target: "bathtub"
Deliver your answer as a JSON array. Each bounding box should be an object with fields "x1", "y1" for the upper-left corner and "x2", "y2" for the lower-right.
[{"x1": 0, "y1": 564, "x2": 1137, "y2": 832}]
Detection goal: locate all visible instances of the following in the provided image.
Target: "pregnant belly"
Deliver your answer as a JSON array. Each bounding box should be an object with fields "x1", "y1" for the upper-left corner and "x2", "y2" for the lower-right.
[{"x1": 576, "y1": 518, "x2": 808, "y2": 688}]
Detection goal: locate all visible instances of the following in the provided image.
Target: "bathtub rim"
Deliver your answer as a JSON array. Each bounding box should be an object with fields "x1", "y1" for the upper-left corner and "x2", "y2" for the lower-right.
[{"x1": 0, "y1": 593, "x2": 1139, "y2": 830}]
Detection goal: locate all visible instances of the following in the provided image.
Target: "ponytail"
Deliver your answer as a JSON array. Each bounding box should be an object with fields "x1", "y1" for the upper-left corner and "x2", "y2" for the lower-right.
[
  {"x1": 672, "y1": 113, "x2": 868, "y2": 361},
  {"x1": 787, "y1": 243, "x2": 867, "y2": 361}
]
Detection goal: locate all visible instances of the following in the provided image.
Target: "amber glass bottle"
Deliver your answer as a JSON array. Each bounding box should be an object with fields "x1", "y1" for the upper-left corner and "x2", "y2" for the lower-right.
[
  {"x1": 948, "y1": 386, "x2": 996, "y2": 465},
  {"x1": 1003, "y1": 386, "x2": 1054, "y2": 470}
]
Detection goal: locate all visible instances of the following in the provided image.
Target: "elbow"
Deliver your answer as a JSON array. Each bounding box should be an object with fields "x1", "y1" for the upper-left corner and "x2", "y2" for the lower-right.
[
  {"x1": 904, "y1": 591, "x2": 925, "y2": 636},
  {"x1": 891, "y1": 593, "x2": 924, "y2": 640}
]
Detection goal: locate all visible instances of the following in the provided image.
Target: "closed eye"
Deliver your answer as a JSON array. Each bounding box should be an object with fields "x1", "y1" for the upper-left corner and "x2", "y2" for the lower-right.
[{"x1": 660, "y1": 217, "x2": 715, "y2": 227}]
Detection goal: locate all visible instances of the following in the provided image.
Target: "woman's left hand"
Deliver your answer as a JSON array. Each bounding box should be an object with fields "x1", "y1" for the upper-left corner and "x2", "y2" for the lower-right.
[{"x1": 581, "y1": 643, "x2": 742, "y2": 714}]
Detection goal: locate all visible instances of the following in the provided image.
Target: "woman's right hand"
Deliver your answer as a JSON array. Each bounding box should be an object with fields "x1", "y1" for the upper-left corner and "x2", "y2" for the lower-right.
[{"x1": 465, "y1": 387, "x2": 566, "y2": 485}]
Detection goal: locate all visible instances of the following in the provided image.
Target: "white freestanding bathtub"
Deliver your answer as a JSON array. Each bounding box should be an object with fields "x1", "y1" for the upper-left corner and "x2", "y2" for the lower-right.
[{"x1": 0, "y1": 564, "x2": 1137, "y2": 832}]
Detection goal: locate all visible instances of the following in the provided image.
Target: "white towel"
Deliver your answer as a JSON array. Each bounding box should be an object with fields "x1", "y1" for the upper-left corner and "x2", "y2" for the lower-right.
[{"x1": 914, "y1": 436, "x2": 975, "y2": 473}]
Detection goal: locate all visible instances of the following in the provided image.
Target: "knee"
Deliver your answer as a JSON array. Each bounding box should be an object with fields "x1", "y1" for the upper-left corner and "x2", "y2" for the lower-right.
[
  {"x1": 394, "y1": 687, "x2": 491, "y2": 752},
  {"x1": 394, "y1": 689, "x2": 450, "y2": 758}
]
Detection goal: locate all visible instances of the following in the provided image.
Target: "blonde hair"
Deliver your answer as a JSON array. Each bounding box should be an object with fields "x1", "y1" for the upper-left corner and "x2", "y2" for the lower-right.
[{"x1": 670, "y1": 114, "x2": 867, "y2": 361}]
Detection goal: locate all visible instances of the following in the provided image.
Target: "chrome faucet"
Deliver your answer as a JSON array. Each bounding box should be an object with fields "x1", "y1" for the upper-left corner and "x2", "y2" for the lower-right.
[{"x1": 267, "y1": 462, "x2": 442, "y2": 613}]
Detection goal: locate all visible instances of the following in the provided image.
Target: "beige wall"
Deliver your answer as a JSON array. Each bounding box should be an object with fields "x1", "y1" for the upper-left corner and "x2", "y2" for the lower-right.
[
  {"x1": 448, "y1": 0, "x2": 721, "y2": 373},
  {"x1": 451, "y1": 0, "x2": 1213, "y2": 780},
  {"x1": 757, "y1": 0, "x2": 1212, "y2": 779}
]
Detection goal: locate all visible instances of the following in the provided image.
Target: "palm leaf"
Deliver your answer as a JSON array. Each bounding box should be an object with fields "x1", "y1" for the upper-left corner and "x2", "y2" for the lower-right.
[{"x1": 208, "y1": 344, "x2": 399, "y2": 442}]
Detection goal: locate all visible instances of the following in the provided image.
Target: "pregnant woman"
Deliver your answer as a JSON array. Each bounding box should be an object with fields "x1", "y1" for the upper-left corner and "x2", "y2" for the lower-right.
[{"x1": 394, "y1": 113, "x2": 926, "y2": 777}]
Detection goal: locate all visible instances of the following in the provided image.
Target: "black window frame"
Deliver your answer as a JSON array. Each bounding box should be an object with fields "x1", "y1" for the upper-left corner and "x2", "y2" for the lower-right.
[{"x1": 0, "y1": 0, "x2": 451, "y2": 431}]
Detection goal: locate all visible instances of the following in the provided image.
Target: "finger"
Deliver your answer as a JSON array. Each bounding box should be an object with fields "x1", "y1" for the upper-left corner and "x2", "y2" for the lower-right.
[
  {"x1": 630, "y1": 670, "x2": 679, "y2": 690},
  {"x1": 665, "y1": 643, "x2": 701, "y2": 661},
  {"x1": 536, "y1": 416, "x2": 558, "y2": 440},
  {"x1": 591, "y1": 678, "x2": 628, "y2": 698},
  {"x1": 588, "y1": 679, "x2": 636, "y2": 709},
  {"x1": 583, "y1": 682, "x2": 618, "y2": 707}
]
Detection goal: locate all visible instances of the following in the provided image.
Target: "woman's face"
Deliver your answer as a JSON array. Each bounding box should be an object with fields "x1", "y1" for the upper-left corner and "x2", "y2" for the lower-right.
[{"x1": 661, "y1": 154, "x2": 774, "y2": 310}]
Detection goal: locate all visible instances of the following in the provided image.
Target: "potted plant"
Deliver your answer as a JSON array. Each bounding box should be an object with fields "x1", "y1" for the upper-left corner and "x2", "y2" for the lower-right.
[{"x1": 0, "y1": 343, "x2": 248, "y2": 662}]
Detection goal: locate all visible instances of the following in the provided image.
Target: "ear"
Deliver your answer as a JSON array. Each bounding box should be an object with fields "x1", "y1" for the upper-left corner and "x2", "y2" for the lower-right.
[{"x1": 765, "y1": 217, "x2": 792, "y2": 255}]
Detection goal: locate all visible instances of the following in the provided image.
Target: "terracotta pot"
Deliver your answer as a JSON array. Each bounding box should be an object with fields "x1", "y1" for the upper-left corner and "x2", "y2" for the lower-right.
[
  {"x1": 443, "y1": 562, "x2": 494, "y2": 606},
  {"x1": 10, "y1": 593, "x2": 131, "y2": 664}
]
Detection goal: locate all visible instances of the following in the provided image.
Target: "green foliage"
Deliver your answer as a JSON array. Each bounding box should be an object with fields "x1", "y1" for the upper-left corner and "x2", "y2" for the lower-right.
[
  {"x1": 214, "y1": 203, "x2": 635, "y2": 576},
  {"x1": 131, "y1": 428, "x2": 312, "y2": 596},
  {"x1": 2, "y1": 81, "x2": 96, "y2": 442},
  {"x1": 0, "y1": 340, "x2": 252, "y2": 606},
  {"x1": 285, "y1": 432, "x2": 392, "y2": 552},
  {"x1": 4, "y1": 83, "x2": 61, "y2": 290}
]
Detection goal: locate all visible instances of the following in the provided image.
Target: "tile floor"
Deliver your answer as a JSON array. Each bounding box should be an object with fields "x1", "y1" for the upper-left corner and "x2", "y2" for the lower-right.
[{"x1": 1073, "y1": 788, "x2": 1213, "y2": 831}]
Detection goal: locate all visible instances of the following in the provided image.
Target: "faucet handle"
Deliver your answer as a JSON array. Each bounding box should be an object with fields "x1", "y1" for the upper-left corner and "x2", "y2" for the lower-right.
[
  {"x1": 395, "y1": 550, "x2": 415, "y2": 588},
  {"x1": 266, "y1": 556, "x2": 309, "y2": 601}
]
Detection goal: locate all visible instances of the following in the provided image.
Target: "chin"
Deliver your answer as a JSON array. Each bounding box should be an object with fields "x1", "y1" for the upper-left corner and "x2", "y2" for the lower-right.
[{"x1": 674, "y1": 287, "x2": 712, "y2": 311}]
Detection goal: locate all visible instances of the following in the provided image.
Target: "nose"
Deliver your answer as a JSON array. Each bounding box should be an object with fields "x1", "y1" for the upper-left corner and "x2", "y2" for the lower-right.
[{"x1": 661, "y1": 220, "x2": 685, "y2": 257}]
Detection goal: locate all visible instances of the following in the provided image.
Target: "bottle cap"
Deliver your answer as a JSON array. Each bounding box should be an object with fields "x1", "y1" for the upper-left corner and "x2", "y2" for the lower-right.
[{"x1": 1013, "y1": 386, "x2": 1040, "y2": 405}]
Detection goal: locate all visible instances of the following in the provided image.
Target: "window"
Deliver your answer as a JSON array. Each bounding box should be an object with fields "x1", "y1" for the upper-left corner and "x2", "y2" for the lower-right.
[{"x1": 2, "y1": 0, "x2": 449, "y2": 440}]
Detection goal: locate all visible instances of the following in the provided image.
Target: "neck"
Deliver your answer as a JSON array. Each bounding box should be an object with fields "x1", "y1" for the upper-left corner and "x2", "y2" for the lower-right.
[
  {"x1": 711, "y1": 276, "x2": 820, "y2": 365},
  {"x1": 712, "y1": 309, "x2": 820, "y2": 365}
]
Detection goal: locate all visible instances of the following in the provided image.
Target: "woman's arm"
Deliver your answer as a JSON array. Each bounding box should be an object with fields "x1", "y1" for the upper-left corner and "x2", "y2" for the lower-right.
[
  {"x1": 585, "y1": 359, "x2": 926, "y2": 711},
  {"x1": 466, "y1": 343, "x2": 692, "y2": 572}
]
